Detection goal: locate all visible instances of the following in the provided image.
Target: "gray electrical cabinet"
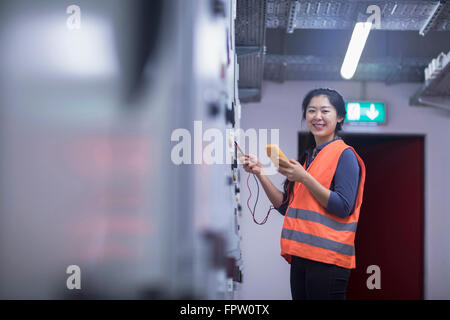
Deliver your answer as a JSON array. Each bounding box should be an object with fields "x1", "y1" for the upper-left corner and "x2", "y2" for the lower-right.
[{"x1": 0, "y1": 0, "x2": 243, "y2": 299}]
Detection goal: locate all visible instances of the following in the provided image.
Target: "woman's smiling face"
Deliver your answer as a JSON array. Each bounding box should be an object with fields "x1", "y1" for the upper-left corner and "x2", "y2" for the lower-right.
[{"x1": 306, "y1": 95, "x2": 344, "y2": 142}]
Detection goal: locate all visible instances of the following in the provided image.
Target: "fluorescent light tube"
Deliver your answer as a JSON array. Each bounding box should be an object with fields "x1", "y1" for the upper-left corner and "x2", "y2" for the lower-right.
[{"x1": 340, "y1": 22, "x2": 372, "y2": 80}]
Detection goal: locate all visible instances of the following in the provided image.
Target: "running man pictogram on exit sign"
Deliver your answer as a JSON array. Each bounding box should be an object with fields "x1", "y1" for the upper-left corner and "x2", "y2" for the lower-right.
[{"x1": 345, "y1": 101, "x2": 386, "y2": 124}]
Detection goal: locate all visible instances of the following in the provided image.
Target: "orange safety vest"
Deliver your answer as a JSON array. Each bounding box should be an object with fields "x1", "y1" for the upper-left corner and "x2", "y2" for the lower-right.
[{"x1": 280, "y1": 139, "x2": 366, "y2": 269}]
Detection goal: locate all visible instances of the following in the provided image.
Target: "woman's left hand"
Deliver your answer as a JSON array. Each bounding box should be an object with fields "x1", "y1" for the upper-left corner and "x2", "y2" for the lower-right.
[{"x1": 277, "y1": 158, "x2": 309, "y2": 183}]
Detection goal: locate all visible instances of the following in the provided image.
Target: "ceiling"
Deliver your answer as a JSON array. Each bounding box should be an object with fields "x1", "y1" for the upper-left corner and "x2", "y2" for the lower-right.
[{"x1": 236, "y1": 0, "x2": 450, "y2": 103}]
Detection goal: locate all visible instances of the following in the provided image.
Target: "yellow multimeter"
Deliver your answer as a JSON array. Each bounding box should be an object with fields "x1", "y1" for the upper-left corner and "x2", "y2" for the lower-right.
[{"x1": 266, "y1": 144, "x2": 289, "y2": 168}]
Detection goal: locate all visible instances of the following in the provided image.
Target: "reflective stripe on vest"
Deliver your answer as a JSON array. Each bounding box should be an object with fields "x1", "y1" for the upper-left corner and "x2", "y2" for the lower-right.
[
  {"x1": 286, "y1": 208, "x2": 357, "y2": 232},
  {"x1": 282, "y1": 228, "x2": 355, "y2": 256}
]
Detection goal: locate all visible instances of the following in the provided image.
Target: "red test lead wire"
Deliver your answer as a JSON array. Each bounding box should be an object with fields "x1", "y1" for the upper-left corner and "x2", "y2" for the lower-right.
[
  {"x1": 245, "y1": 170, "x2": 294, "y2": 225},
  {"x1": 246, "y1": 171, "x2": 271, "y2": 225}
]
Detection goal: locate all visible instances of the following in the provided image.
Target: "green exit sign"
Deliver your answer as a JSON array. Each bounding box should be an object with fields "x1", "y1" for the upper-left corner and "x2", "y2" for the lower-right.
[{"x1": 345, "y1": 101, "x2": 386, "y2": 124}]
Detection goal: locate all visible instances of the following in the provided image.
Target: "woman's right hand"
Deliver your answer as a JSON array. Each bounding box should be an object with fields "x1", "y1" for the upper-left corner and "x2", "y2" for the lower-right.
[{"x1": 241, "y1": 154, "x2": 263, "y2": 175}]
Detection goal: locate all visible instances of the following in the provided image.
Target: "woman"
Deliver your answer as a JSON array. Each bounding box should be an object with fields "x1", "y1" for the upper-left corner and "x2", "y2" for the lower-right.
[{"x1": 242, "y1": 88, "x2": 366, "y2": 300}]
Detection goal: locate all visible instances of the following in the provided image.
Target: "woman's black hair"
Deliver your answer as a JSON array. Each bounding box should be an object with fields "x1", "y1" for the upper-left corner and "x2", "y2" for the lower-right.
[{"x1": 281, "y1": 88, "x2": 346, "y2": 205}]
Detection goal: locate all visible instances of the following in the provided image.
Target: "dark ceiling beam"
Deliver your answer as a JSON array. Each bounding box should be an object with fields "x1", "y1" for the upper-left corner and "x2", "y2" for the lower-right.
[
  {"x1": 264, "y1": 54, "x2": 429, "y2": 83},
  {"x1": 238, "y1": 88, "x2": 261, "y2": 102},
  {"x1": 236, "y1": 46, "x2": 262, "y2": 57},
  {"x1": 236, "y1": 0, "x2": 267, "y2": 103}
]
